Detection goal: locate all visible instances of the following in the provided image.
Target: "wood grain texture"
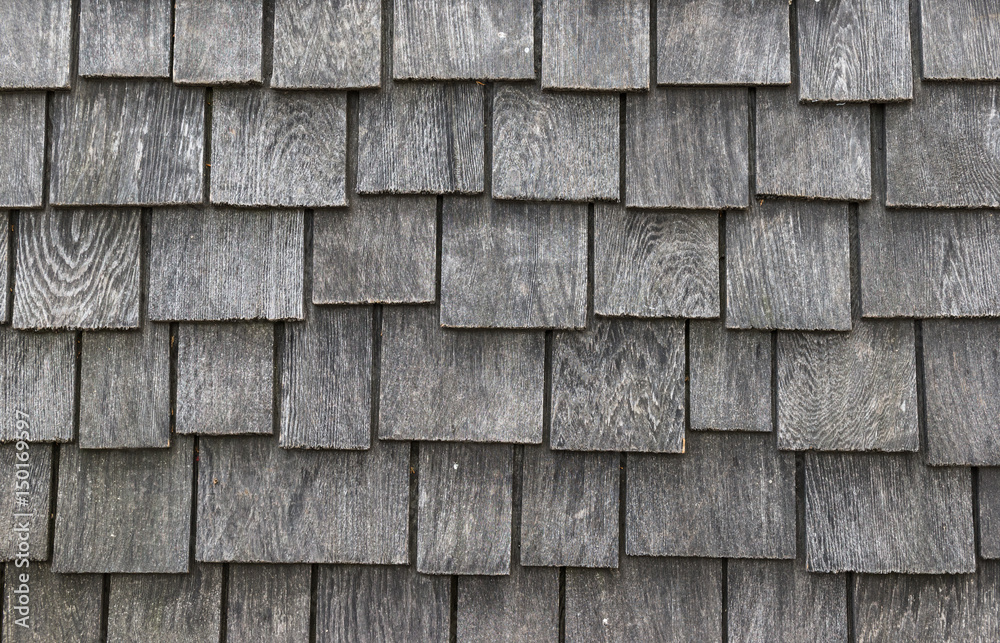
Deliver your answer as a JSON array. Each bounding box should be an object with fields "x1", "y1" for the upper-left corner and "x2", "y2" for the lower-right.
[
  {"x1": 14, "y1": 209, "x2": 141, "y2": 330},
  {"x1": 358, "y1": 81, "x2": 484, "y2": 194},
  {"x1": 79, "y1": 323, "x2": 171, "y2": 449},
  {"x1": 0, "y1": 0, "x2": 72, "y2": 89},
  {"x1": 0, "y1": 213, "x2": 6, "y2": 323},
  {"x1": 379, "y1": 305, "x2": 544, "y2": 443},
  {"x1": 273, "y1": 0, "x2": 381, "y2": 89},
  {"x1": 565, "y1": 556, "x2": 722, "y2": 643},
  {"x1": 457, "y1": 564, "x2": 559, "y2": 643},
  {"x1": 804, "y1": 452, "x2": 975, "y2": 573},
  {"x1": 689, "y1": 321, "x2": 772, "y2": 432},
  {"x1": 440, "y1": 198, "x2": 588, "y2": 329},
  {"x1": 0, "y1": 328, "x2": 75, "y2": 442},
  {"x1": 212, "y1": 89, "x2": 347, "y2": 207},
  {"x1": 726, "y1": 200, "x2": 851, "y2": 331},
  {"x1": 281, "y1": 304, "x2": 371, "y2": 449},
  {"x1": 227, "y1": 564, "x2": 311, "y2": 643},
  {"x1": 78, "y1": 0, "x2": 171, "y2": 77},
  {"x1": 755, "y1": 85, "x2": 871, "y2": 200},
  {"x1": 520, "y1": 447, "x2": 619, "y2": 568},
  {"x1": 551, "y1": 317, "x2": 685, "y2": 452},
  {"x1": 52, "y1": 436, "x2": 193, "y2": 573},
  {"x1": 492, "y1": 84, "x2": 618, "y2": 201},
  {"x1": 417, "y1": 442, "x2": 512, "y2": 575},
  {"x1": 197, "y1": 435, "x2": 409, "y2": 563},
  {"x1": 628, "y1": 432, "x2": 795, "y2": 558},
  {"x1": 982, "y1": 467, "x2": 1000, "y2": 558},
  {"x1": 796, "y1": 0, "x2": 912, "y2": 101},
  {"x1": 315, "y1": 565, "x2": 450, "y2": 643},
  {"x1": 49, "y1": 79, "x2": 205, "y2": 206},
  {"x1": 594, "y1": 205, "x2": 719, "y2": 318},
  {"x1": 148, "y1": 208, "x2": 304, "y2": 321},
  {"x1": 0, "y1": 443, "x2": 51, "y2": 561},
  {"x1": 626, "y1": 87, "x2": 748, "y2": 209},
  {"x1": 777, "y1": 320, "x2": 918, "y2": 452},
  {"x1": 728, "y1": 559, "x2": 847, "y2": 643},
  {"x1": 921, "y1": 0, "x2": 1000, "y2": 80},
  {"x1": 107, "y1": 564, "x2": 223, "y2": 643},
  {"x1": 312, "y1": 196, "x2": 437, "y2": 304},
  {"x1": 394, "y1": 0, "x2": 534, "y2": 80},
  {"x1": 542, "y1": 0, "x2": 648, "y2": 90},
  {"x1": 656, "y1": 0, "x2": 790, "y2": 85},
  {"x1": 2, "y1": 563, "x2": 102, "y2": 643},
  {"x1": 173, "y1": 0, "x2": 262, "y2": 85},
  {"x1": 0, "y1": 93, "x2": 45, "y2": 207}
]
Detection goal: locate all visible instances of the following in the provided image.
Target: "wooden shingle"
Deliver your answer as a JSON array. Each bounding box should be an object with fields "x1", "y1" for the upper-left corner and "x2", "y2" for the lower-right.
[
  {"x1": 0, "y1": 0, "x2": 72, "y2": 89},
  {"x1": 107, "y1": 564, "x2": 223, "y2": 643},
  {"x1": 921, "y1": 0, "x2": 1000, "y2": 80},
  {"x1": 0, "y1": 328, "x2": 75, "y2": 442},
  {"x1": 173, "y1": 0, "x2": 262, "y2": 85},
  {"x1": 457, "y1": 565, "x2": 559, "y2": 643},
  {"x1": 78, "y1": 0, "x2": 171, "y2": 78},
  {"x1": 0, "y1": 443, "x2": 52, "y2": 561},
  {"x1": 982, "y1": 467, "x2": 1000, "y2": 559},
  {"x1": 2, "y1": 564, "x2": 102, "y2": 642},
  {"x1": 0, "y1": 92, "x2": 45, "y2": 208},
  {"x1": 227, "y1": 565, "x2": 311, "y2": 643}
]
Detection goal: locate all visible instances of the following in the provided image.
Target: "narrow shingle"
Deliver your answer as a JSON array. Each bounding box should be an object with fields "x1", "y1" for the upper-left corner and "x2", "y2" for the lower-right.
[
  {"x1": 0, "y1": 0, "x2": 72, "y2": 89},
  {"x1": 173, "y1": 0, "x2": 263, "y2": 85},
  {"x1": 0, "y1": 328, "x2": 75, "y2": 442},
  {"x1": 0, "y1": 443, "x2": 52, "y2": 561},
  {"x1": 982, "y1": 467, "x2": 1000, "y2": 558},
  {"x1": 78, "y1": 0, "x2": 171, "y2": 78},
  {"x1": 0, "y1": 93, "x2": 45, "y2": 208}
]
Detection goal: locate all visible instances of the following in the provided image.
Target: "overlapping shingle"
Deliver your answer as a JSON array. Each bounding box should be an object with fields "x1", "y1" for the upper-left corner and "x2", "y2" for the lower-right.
[
  {"x1": 2, "y1": 564, "x2": 102, "y2": 642},
  {"x1": 457, "y1": 565, "x2": 559, "y2": 643},
  {"x1": 982, "y1": 467, "x2": 1000, "y2": 559},
  {"x1": 921, "y1": 0, "x2": 1000, "y2": 81},
  {"x1": 0, "y1": 443, "x2": 52, "y2": 561},
  {"x1": 107, "y1": 564, "x2": 222, "y2": 643},
  {"x1": 173, "y1": 0, "x2": 262, "y2": 85},
  {"x1": 0, "y1": 0, "x2": 72, "y2": 89},
  {"x1": 0, "y1": 93, "x2": 45, "y2": 208},
  {"x1": 227, "y1": 565, "x2": 311, "y2": 643},
  {"x1": 0, "y1": 328, "x2": 75, "y2": 442},
  {"x1": 78, "y1": 0, "x2": 171, "y2": 78}
]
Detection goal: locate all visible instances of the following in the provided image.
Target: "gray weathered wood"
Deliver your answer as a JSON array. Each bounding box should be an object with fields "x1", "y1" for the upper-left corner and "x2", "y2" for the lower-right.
[
  {"x1": 551, "y1": 317, "x2": 685, "y2": 452},
  {"x1": 52, "y1": 436, "x2": 193, "y2": 573},
  {"x1": 726, "y1": 200, "x2": 851, "y2": 331},
  {"x1": 796, "y1": 0, "x2": 912, "y2": 102},
  {"x1": 394, "y1": 0, "x2": 534, "y2": 80},
  {"x1": 689, "y1": 321, "x2": 772, "y2": 432},
  {"x1": 0, "y1": 93, "x2": 45, "y2": 207},
  {"x1": 0, "y1": 443, "x2": 51, "y2": 561},
  {"x1": 417, "y1": 442, "x2": 512, "y2": 575},
  {"x1": 272, "y1": 0, "x2": 381, "y2": 89},
  {"x1": 542, "y1": 0, "x2": 648, "y2": 90},
  {"x1": 173, "y1": 0, "x2": 262, "y2": 85},
  {"x1": 804, "y1": 452, "x2": 975, "y2": 573},
  {"x1": 312, "y1": 196, "x2": 437, "y2": 304},
  {"x1": 594, "y1": 205, "x2": 719, "y2": 318},
  {"x1": 982, "y1": 467, "x2": 1000, "y2": 559},
  {"x1": 457, "y1": 565, "x2": 559, "y2": 643},
  {"x1": 0, "y1": 213, "x2": 6, "y2": 323},
  {"x1": 565, "y1": 556, "x2": 722, "y2": 643},
  {"x1": 2, "y1": 563, "x2": 102, "y2": 643},
  {"x1": 107, "y1": 564, "x2": 223, "y2": 643},
  {"x1": 281, "y1": 304, "x2": 371, "y2": 449},
  {"x1": 197, "y1": 435, "x2": 409, "y2": 563},
  {"x1": 50, "y1": 79, "x2": 205, "y2": 205},
  {"x1": 78, "y1": 0, "x2": 171, "y2": 78},
  {"x1": 227, "y1": 564, "x2": 311, "y2": 643},
  {"x1": 656, "y1": 0, "x2": 790, "y2": 85},
  {"x1": 520, "y1": 447, "x2": 619, "y2": 568},
  {"x1": 315, "y1": 565, "x2": 450, "y2": 643},
  {"x1": 212, "y1": 89, "x2": 347, "y2": 207},
  {"x1": 440, "y1": 198, "x2": 588, "y2": 329},
  {"x1": 0, "y1": 0, "x2": 72, "y2": 89},
  {"x1": 626, "y1": 87, "x2": 748, "y2": 209},
  {"x1": 777, "y1": 320, "x2": 918, "y2": 452},
  {"x1": 176, "y1": 322, "x2": 273, "y2": 436},
  {"x1": 14, "y1": 209, "x2": 141, "y2": 330},
  {"x1": 755, "y1": 85, "x2": 871, "y2": 200},
  {"x1": 921, "y1": 0, "x2": 1000, "y2": 80},
  {"x1": 358, "y1": 81, "x2": 484, "y2": 195},
  {"x1": 148, "y1": 208, "x2": 304, "y2": 321},
  {"x1": 379, "y1": 305, "x2": 544, "y2": 443},
  {"x1": 0, "y1": 328, "x2": 75, "y2": 442}
]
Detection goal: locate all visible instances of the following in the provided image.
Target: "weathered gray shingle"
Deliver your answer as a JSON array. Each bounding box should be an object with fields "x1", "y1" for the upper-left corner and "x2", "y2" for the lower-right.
[
  {"x1": 457, "y1": 565, "x2": 559, "y2": 643},
  {"x1": 920, "y1": 0, "x2": 1000, "y2": 80},
  {"x1": 0, "y1": 92, "x2": 45, "y2": 208},
  {"x1": 0, "y1": 442, "x2": 52, "y2": 561},
  {"x1": 173, "y1": 0, "x2": 263, "y2": 85},
  {"x1": 0, "y1": 327, "x2": 75, "y2": 442},
  {"x1": 107, "y1": 564, "x2": 223, "y2": 643},
  {"x1": 0, "y1": 0, "x2": 72, "y2": 89},
  {"x1": 78, "y1": 0, "x2": 171, "y2": 78}
]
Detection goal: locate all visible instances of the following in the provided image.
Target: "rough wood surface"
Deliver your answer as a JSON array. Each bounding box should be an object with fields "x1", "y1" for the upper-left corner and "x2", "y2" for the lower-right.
[
  {"x1": 628, "y1": 431, "x2": 796, "y2": 558},
  {"x1": 457, "y1": 565, "x2": 559, "y2": 642},
  {"x1": 227, "y1": 564, "x2": 311, "y2": 643},
  {"x1": 0, "y1": 93, "x2": 45, "y2": 207},
  {"x1": 272, "y1": 0, "x2": 381, "y2": 89},
  {"x1": 379, "y1": 305, "x2": 544, "y2": 443},
  {"x1": 726, "y1": 200, "x2": 851, "y2": 331},
  {"x1": 921, "y1": 0, "x2": 1000, "y2": 80},
  {"x1": 197, "y1": 435, "x2": 409, "y2": 563},
  {"x1": 358, "y1": 81, "x2": 483, "y2": 195},
  {"x1": 173, "y1": 0, "x2": 262, "y2": 85},
  {"x1": 2, "y1": 563, "x2": 102, "y2": 643},
  {"x1": 0, "y1": 213, "x2": 6, "y2": 323},
  {"x1": 520, "y1": 447, "x2": 619, "y2": 568},
  {"x1": 804, "y1": 452, "x2": 975, "y2": 573},
  {"x1": 0, "y1": 0, "x2": 72, "y2": 89},
  {"x1": 0, "y1": 328, "x2": 75, "y2": 442},
  {"x1": 313, "y1": 196, "x2": 437, "y2": 304},
  {"x1": 796, "y1": 0, "x2": 912, "y2": 102},
  {"x1": 148, "y1": 208, "x2": 304, "y2": 321},
  {"x1": 52, "y1": 436, "x2": 193, "y2": 573},
  {"x1": 440, "y1": 198, "x2": 587, "y2": 329},
  {"x1": 107, "y1": 564, "x2": 223, "y2": 643},
  {"x1": 78, "y1": 0, "x2": 171, "y2": 77},
  {"x1": 982, "y1": 467, "x2": 1000, "y2": 559},
  {"x1": 551, "y1": 317, "x2": 685, "y2": 453},
  {"x1": 777, "y1": 320, "x2": 918, "y2": 452},
  {"x1": 656, "y1": 0, "x2": 789, "y2": 85},
  {"x1": 212, "y1": 89, "x2": 347, "y2": 207},
  {"x1": 0, "y1": 443, "x2": 52, "y2": 561},
  {"x1": 594, "y1": 205, "x2": 719, "y2": 318},
  {"x1": 492, "y1": 84, "x2": 618, "y2": 201},
  {"x1": 394, "y1": 0, "x2": 534, "y2": 80},
  {"x1": 50, "y1": 79, "x2": 205, "y2": 205},
  {"x1": 689, "y1": 321, "x2": 772, "y2": 432},
  {"x1": 626, "y1": 87, "x2": 748, "y2": 209},
  {"x1": 565, "y1": 556, "x2": 722, "y2": 643},
  {"x1": 417, "y1": 442, "x2": 512, "y2": 575},
  {"x1": 14, "y1": 209, "x2": 141, "y2": 330}
]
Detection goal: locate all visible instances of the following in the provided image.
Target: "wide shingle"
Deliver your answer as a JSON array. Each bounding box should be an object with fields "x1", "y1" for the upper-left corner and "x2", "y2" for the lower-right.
[
  {"x1": 0, "y1": 92, "x2": 45, "y2": 208},
  {"x1": 227, "y1": 565, "x2": 311, "y2": 643},
  {"x1": 78, "y1": 0, "x2": 171, "y2": 78},
  {"x1": 920, "y1": 0, "x2": 1000, "y2": 80},
  {"x1": 0, "y1": 443, "x2": 52, "y2": 561},
  {"x1": 2, "y1": 564, "x2": 102, "y2": 643},
  {"x1": 0, "y1": 0, "x2": 72, "y2": 89},
  {"x1": 107, "y1": 564, "x2": 223, "y2": 643},
  {"x1": 0, "y1": 328, "x2": 75, "y2": 442},
  {"x1": 173, "y1": 0, "x2": 262, "y2": 85},
  {"x1": 457, "y1": 565, "x2": 559, "y2": 643},
  {"x1": 982, "y1": 467, "x2": 1000, "y2": 559}
]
